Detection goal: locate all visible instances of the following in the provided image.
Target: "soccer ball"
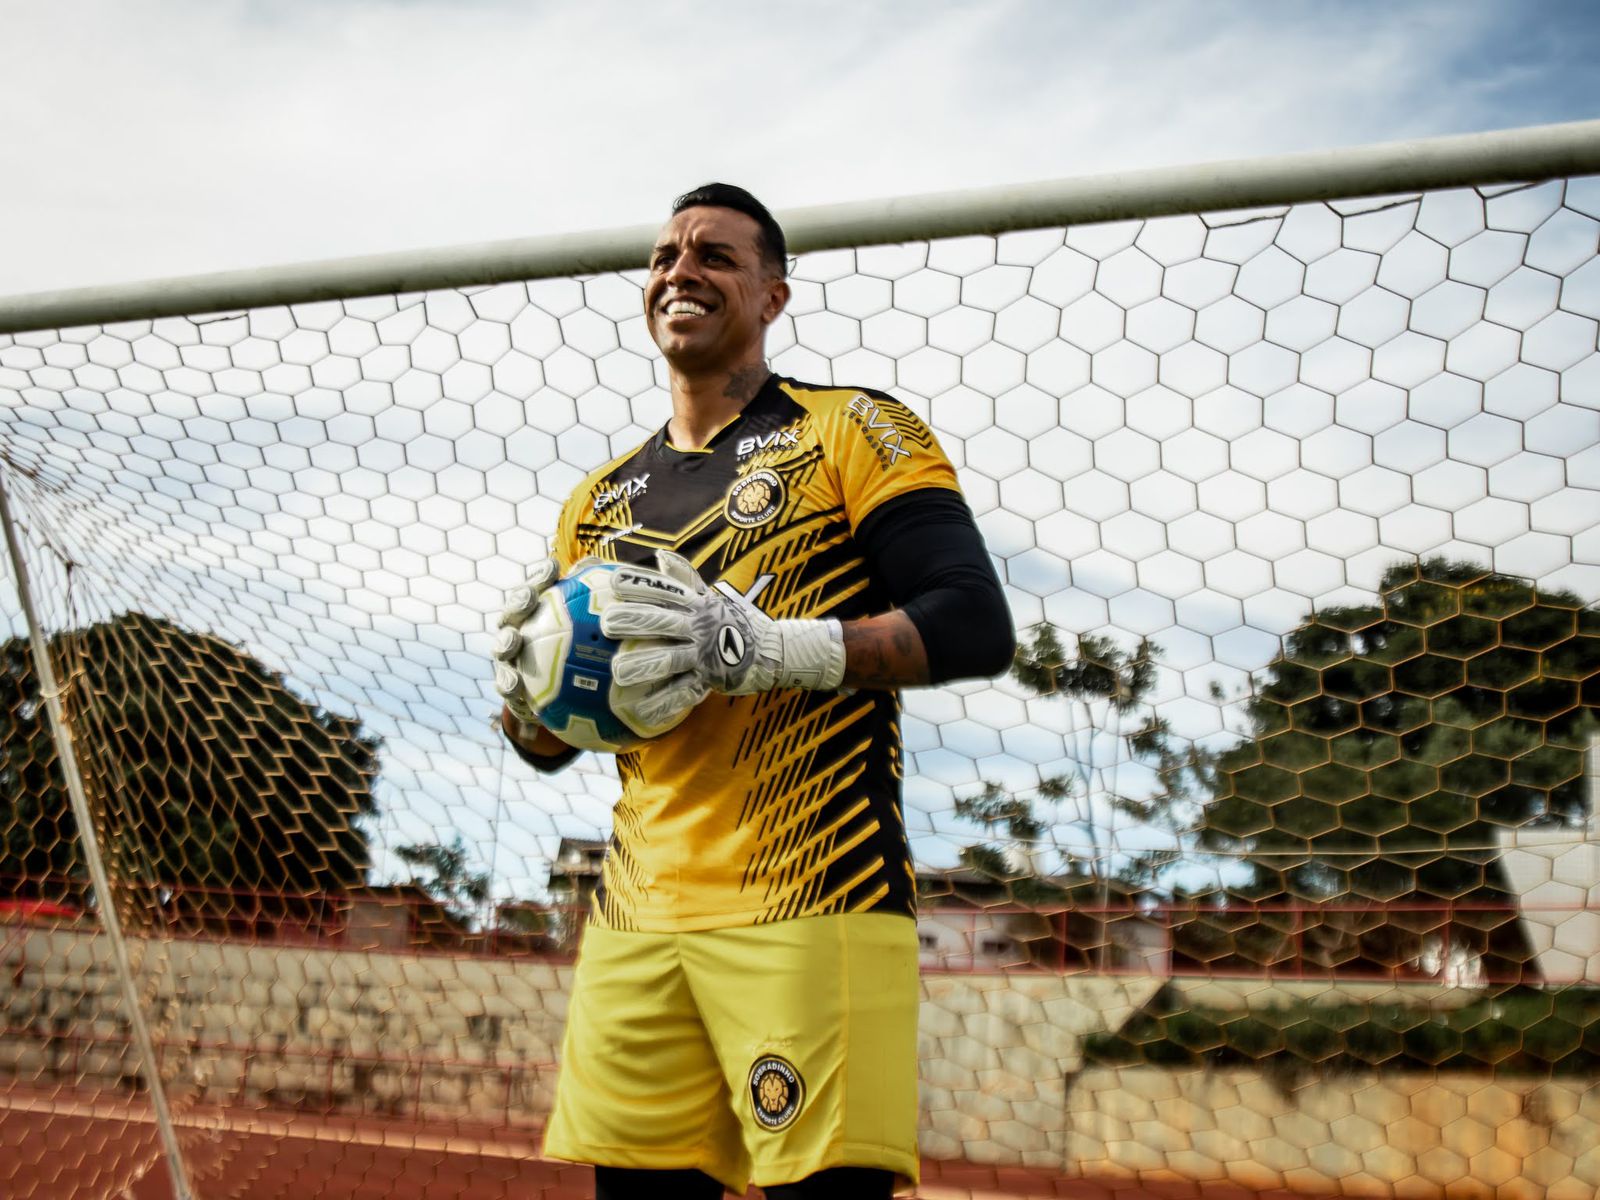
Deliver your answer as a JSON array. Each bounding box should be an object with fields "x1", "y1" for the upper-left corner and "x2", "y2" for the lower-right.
[{"x1": 503, "y1": 561, "x2": 677, "y2": 754}]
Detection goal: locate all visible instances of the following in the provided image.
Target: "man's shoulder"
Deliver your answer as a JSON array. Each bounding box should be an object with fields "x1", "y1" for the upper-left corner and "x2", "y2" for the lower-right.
[
  {"x1": 775, "y1": 376, "x2": 911, "y2": 418},
  {"x1": 776, "y1": 376, "x2": 949, "y2": 477}
]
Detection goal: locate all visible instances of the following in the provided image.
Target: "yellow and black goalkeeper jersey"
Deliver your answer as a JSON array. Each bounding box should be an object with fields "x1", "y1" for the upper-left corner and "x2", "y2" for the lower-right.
[{"x1": 552, "y1": 375, "x2": 962, "y2": 932}]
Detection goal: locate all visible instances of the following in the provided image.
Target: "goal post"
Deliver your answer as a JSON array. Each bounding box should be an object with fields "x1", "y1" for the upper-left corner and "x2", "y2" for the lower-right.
[
  {"x1": 0, "y1": 122, "x2": 1598, "y2": 1199},
  {"x1": 1, "y1": 119, "x2": 1597, "y2": 334}
]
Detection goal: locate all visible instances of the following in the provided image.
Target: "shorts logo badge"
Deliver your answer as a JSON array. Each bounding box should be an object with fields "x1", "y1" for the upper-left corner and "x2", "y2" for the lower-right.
[
  {"x1": 748, "y1": 1055, "x2": 804, "y2": 1131},
  {"x1": 726, "y1": 469, "x2": 784, "y2": 529}
]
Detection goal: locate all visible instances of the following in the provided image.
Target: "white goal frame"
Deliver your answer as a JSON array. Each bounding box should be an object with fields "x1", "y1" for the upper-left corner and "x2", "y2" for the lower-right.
[{"x1": 2, "y1": 120, "x2": 1598, "y2": 335}]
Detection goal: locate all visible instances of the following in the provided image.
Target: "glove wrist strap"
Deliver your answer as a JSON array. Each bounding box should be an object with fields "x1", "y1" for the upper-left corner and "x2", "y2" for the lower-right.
[{"x1": 773, "y1": 619, "x2": 846, "y2": 690}]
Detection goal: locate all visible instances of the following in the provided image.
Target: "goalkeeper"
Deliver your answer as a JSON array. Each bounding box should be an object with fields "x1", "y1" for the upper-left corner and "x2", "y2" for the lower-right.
[{"x1": 494, "y1": 183, "x2": 1013, "y2": 1200}]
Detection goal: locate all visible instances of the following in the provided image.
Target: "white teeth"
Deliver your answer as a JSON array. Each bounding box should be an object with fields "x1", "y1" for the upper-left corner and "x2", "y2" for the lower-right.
[{"x1": 665, "y1": 300, "x2": 708, "y2": 316}]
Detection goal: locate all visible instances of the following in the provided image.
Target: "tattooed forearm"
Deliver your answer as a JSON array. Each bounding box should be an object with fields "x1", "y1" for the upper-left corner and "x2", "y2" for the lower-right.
[
  {"x1": 841, "y1": 611, "x2": 931, "y2": 689},
  {"x1": 500, "y1": 706, "x2": 568, "y2": 756}
]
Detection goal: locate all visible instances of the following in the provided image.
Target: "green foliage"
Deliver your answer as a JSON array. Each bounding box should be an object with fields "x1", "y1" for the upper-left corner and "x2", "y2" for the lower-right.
[
  {"x1": 1012, "y1": 626, "x2": 1157, "y2": 714},
  {"x1": 957, "y1": 626, "x2": 1213, "y2": 892},
  {"x1": 955, "y1": 781, "x2": 1045, "y2": 844},
  {"x1": 395, "y1": 835, "x2": 492, "y2": 924},
  {"x1": 1200, "y1": 559, "x2": 1599, "y2": 975},
  {"x1": 396, "y1": 837, "x2": 555, "y2": 944},
  {"x1": 0, "y1": 612, "x2": 380, "y2": 905},
  {"x1": 1083, "y1": 986, "x2": 1600, "y2": 1079},
  {"x1": 955, "y1": 842, "x2": 1012, "y2": 882},
  {"x1": 961, "y1": 557, "x2": 1598, "y2": 987}
]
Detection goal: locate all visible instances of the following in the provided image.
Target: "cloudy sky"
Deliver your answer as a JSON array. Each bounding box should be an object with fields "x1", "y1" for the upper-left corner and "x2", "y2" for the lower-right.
[
  {"x1": 6, "y1": 0, "x2": 1598, "y2": 298},
  {"x1": 3, "y1": 1, "x2": 1598, "y2": 897}
]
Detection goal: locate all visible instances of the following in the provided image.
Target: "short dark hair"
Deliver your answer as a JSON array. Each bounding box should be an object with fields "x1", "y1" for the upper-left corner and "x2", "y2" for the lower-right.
[{"x1": 671, "y1": 183, "x2": 788, "y2": 278}]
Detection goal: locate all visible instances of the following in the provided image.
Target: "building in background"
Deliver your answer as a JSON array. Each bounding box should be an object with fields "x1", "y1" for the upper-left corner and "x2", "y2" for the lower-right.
[
  {"x1": 546, "y1": 837, "x2": 607, "y2": 950},
  {"x1": 915, "y1": 868, "x2": 1170, "y2": 975}
]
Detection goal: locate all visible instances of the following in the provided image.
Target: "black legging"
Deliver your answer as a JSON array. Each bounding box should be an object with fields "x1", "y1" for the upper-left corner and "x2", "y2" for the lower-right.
[{"x1": 593, "y1": 1165, "x2": 895, "y2": 1199}]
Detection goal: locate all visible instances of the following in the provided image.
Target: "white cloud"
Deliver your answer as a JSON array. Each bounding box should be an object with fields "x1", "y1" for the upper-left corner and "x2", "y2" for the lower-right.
[
  {"x1": 3, "y1": 0, "x2": 1594, "y2": 892},
  {"x1": 4, "y1": 1, "x2": 1584, "y2": 295}
]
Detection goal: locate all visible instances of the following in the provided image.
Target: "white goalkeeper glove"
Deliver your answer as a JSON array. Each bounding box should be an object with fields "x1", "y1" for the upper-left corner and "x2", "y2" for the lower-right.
[
  {"x1": 488, "y1": 557, "x2": 704, "y2": 743},
  {"x1": 601, "y1": 550, "x2": 846, "y2": 698},
  {"x1": 490, "y1": 560, "x2": 560, "y2": 724}
]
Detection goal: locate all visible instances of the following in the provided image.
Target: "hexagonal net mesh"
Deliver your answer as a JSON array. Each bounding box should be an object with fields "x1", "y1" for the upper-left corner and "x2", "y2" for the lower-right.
[{"x1": 0, "y1": 175, "x2": 1597, "y2": 1199}]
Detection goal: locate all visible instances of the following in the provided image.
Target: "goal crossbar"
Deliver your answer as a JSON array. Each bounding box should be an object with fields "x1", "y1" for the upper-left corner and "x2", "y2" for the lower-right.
[{"x1": 2, "y1": 118, "x2": 1599, "y2": 336}]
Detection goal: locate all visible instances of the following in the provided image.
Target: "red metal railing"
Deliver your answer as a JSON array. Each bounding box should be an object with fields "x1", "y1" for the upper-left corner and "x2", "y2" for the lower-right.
[
  {"x1": 914, "y1": 898, "x2": 1599, "y2": 985},
  {"x1": 0, "y1": 872, "x2": 576, "y2": 960},
  {"x1": 3, "y1": 873, "x2": 1596, "y2": 983}
]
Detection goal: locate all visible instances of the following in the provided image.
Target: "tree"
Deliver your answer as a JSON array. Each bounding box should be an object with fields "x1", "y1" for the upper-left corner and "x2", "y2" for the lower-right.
[
  {"x1": 953, "y1": 780, "x2": 1047, "y2": 886},
  {"x1": 1200, "y1": 558, "x2": 1600, "y2": 979},
  {"x1": 945, "y1": 625, "x2": 1228, "y2": 970},
  {"x1": 396, "y1": 836, "x2": 564, "y2": 954},
  {"x1": 394, "y1": 836, "x2": 491, "y2": 922},
  {"x1": 0, "y1": 611, "x2": 380, "y2": 911},
  {"x1": 957, "y1": 625, "x2": 1213, "y2": 893}
]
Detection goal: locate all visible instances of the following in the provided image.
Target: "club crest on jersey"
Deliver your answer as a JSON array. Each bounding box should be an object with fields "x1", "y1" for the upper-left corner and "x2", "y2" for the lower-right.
[
  {"x1": 593, "y1": 473, "x2": 649, "y2": 515},
  {"x1": 735, "y1": 424, "x2": 801, "y2": 460},
  {"x1": 748, "y1": 1055, "x2": 804, "y2": 1131},
  {"x1": 845, "y1": 394, "x2": 913, "y2": 468},
  {"x1": 725, "y1": 468, "x2": 785, "y2": 529}
]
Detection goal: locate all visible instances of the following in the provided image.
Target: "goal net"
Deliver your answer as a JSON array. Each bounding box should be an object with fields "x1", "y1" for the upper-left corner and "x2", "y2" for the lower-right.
[{"x1": 0, "y1": 135, "x2": 1598, "y2": 1198}]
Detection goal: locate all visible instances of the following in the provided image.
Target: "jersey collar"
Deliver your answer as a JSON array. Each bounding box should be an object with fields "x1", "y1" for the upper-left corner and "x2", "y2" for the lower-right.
[{"x1": 652, "y1": 372, "x2": 783, "y2": 458}]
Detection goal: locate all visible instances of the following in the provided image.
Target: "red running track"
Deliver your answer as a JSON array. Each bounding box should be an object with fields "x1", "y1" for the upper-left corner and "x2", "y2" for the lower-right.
[{"x1": 0, "y1": 1089, "x2": 1306, "y2": 1200}]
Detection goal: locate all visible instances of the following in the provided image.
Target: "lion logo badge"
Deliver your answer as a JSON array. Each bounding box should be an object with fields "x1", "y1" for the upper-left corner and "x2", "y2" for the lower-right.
[
  {"x1": 748, "y1": 1054, "x2": 804, "y2": 1131},
  {"x1": 726, "y1": 468, "x2": 784, "y2": 529}
]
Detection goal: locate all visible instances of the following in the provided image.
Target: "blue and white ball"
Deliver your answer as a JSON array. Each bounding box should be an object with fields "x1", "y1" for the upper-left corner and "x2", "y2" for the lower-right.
[{"x1": 507, "y1": 561, "x2": 672, "y2": 753}]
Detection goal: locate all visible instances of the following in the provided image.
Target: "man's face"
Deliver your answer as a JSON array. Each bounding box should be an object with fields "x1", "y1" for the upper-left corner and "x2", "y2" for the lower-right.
[{"x1": 644, "y1": 206, "x2": 789, "y2": 374}]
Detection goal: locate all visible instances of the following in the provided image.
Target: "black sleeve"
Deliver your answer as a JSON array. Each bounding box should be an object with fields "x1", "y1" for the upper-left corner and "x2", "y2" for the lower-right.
[{"x1": 855, "y1": 488, "x2": 1016, "y2": 684}]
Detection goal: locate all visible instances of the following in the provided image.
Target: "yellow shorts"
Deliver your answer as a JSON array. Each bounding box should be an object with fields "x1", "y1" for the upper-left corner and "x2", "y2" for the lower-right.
[{"x1": 542, "y1": 912, "x2": 920, "y2": 1194}]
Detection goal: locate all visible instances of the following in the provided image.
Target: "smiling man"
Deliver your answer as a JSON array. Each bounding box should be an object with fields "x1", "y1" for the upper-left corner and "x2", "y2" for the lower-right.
[{"x1": 494, "y1": 184, "x2": 1014, "y2": 1199}]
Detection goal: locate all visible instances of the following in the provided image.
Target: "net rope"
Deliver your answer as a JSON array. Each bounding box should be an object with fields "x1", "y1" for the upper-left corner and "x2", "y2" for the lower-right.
[{"x1": 0, "y1": 175, "x2": 1596, "y2": 1197}]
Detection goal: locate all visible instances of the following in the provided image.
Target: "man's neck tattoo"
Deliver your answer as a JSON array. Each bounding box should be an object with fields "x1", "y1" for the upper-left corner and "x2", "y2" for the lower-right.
[{"x1": 724, "y1": 364, "x2": 769, "y2": 406}]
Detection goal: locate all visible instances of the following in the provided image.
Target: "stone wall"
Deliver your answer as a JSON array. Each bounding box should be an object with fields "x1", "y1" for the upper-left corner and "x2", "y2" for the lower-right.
[
  {"x1": 3, "y1": 924, "x2": 1596, "y2": 1196},
  {"x1": 0, "y1": 925, "x2": 568, "y2": 1123},
  {"x1": 917, "y1": 973, "x2": 1162, "y2": 1166},
  {"x1": 1067, "y1": 1068, "x2": 1600, "y2": 1200}
]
